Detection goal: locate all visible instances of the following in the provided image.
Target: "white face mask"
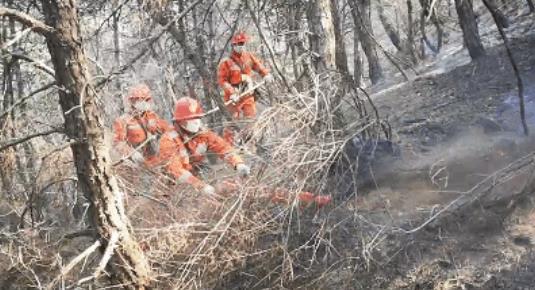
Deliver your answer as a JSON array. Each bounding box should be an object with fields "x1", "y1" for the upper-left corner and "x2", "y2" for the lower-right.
[
  {"x1": 133, "y1": 100, "x2": 152, "y2": 112},
  {"x1": 233, "y1": 45, "x2": 245, "y2": 54},
  {"x1": 181, "y1": 118, "x2": 203, "y2": 133}
]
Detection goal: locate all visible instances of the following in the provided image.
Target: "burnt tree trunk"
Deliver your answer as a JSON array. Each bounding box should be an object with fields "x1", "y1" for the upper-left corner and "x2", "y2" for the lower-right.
[
  {"x1": 484, "y1": 0, "x2": 510, "y2": 28},
  {"x1": 306, "y1": 0, "x2": 337, "y2": 73},
  {"x1": 419, "y1": 0, "x2": 444, "y2": 55},
  {"x1": 527, "y1": 0, "x2": 535, "y2": 13},
  {"x1": 287, "y1": 1, "x2": 313, "y2": 88},
  {"x1": 330, "y1": 0, "x2": 351, "y2": 81},
  {"x1": 349, "y1": 0, "x2": 383, "y2": 84},
  {"x1": 376, "y1": 0, "x2": 403, "y2": 51},
  {"x1": 190, "y1": 1, "x2": 217, "y2": 125},
  {"x1": 112, "y1": 0, "x2": 121, "y2": 94},
  {"x1": 147, "y1": 0, "x2": 232, "y2": 122},
  {"x1": 287, "y1": 2, "x2": 301, "y2": 80},
  {"x1": 40, "y1": 0, "x2": 150, "y2": 287},
  {"x1": 455, "y1": 0, "x2": 485, "y2": 60},
  {"x1": 353, "y1": 25, "x2": 362, "y2": 87},
  {"x1": 0, "y1": 5, "x2": 16, "y2": 194},
  {"x1": 8, "y1": 9, "x2": 33, "y2": 191},
  {"x1": 406, "y1": 0, "x2": 419, "y2": 64},
  {"x1": 482, "y1": 0, "x2": 528, "y2": 135}
]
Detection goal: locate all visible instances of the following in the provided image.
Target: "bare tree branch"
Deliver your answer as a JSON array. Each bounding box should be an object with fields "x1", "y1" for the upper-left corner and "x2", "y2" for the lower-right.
[
  {"x1": 0, "y1": 81, "x2": 56, "y2": 119},
  {"x1": 0, "y1": 127, "x2": 63, "y2": 152},
  {"x1": 46, "y1": 239, "x2": 102, "y2": 290},
  {"x1": 0, "y1": 7, "x2": 53, "y2": 36},
  {"x1": 95, "y1": 0, "x2": 204, "y2": 88},
  {"x1": 9, "y1": 52, "x2": 55, "y2": 76},
  {"x1": 88, "y1": 0, "x2": 130, "y2": 39},
  {"x1": 77, "y1": 230, "x2": 120, "y2": 285},
  {"x1": 245, "y1": 0, "x2": 292, "y2": 91},
  {"x1": 0, "y1": 27, "x2": 31, "y2": 50}
]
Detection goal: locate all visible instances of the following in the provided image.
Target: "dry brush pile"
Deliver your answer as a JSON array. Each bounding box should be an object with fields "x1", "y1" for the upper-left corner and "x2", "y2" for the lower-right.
[
  {"x1": 0, "y1": 71, "x2": 393, "y2": 289},
  {"x1": 112, "y1": 72, "x2": 394, "y2": 289}
]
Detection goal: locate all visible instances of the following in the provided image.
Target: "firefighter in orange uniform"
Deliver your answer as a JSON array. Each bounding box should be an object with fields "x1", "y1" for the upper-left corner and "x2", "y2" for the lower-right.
[
  {"x1": 218, "y1": 31, "x2": 274, "y2": 145},
  {"x1": 158, "y1": 130, "x2": 217, "y2": 196},
  {"x1": 113, "y1": 84, "x2": 172, "y2": 167},
  {"x1": 172, "y1": 97, "x2": 251, "y2": 179},
  {"x1": 114, "y1": 85, "x2": 217, "y2": 196}
]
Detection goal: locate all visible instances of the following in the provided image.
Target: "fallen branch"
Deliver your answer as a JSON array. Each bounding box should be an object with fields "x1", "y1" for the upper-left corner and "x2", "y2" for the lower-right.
[
  {"x1": 46, "y1": 239, "x2": 102, "y2": 290},
  {"x1": 62, "y1": 229, "x2": 97, "y2": 240},
  {"x1": 132, "y1": 192, "x2": 169, "y2": 206},
  {"x1": 395, "y1": 152, "x2": 535, "y2": 234},
  {"x1": 77, "y1": 230, "x2": 120, "y2": 285}
]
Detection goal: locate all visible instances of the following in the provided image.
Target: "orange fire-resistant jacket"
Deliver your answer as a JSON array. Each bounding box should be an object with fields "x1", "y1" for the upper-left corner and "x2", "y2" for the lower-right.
[
  {"x1": 158, "y1": 131, "x2": 205, "y2": 189},
  {"x1": 113, "y1": 111, "x2": 172, "y2": 166},
  {"x1": 182, "y1": 129, "x2": 244, "y2": 169},
  {"x1": 217, "y1": 51, "x2": 269, "y2": 101}
]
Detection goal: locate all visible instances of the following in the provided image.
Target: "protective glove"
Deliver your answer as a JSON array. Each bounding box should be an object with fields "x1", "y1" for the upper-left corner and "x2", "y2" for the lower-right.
[
  {"x1": 236, "y1": 163, "x2": 251, "y2": 177},
  {"x1": 202, "y1": 184, "x2": 216, "y2": 196},
  {"x1": 229, "y1": 93, "x2": 240, "y2": 104},
  {"x1": 263, "y1": 73, "x2": 274, "y2": 83},
  {"x1": 130, "y1": 151, "x2": 145, "y2": 164}
]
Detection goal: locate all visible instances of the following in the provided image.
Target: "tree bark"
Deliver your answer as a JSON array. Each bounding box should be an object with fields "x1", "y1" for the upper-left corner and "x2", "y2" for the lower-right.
[
  {"x1": 146, "y1": 1, "x2": 232, "y2": 121},
  {"x1": 455, "y1": 0, "x2": 486, "y2": 60},
  {"x1": 8, "y1": 6, "x2": 34, "y2": 191},
  {"x1": 419, "y1": 0, "x2": 444, "y2": 55},
  {"x1": 190, "y1": 1, "x2": 216, "y2": 124},
  {"x1": 484, "y1": 0, "x2": 510, "y2": 28},
  {"x1": 112, "y1": 0, "x2": 121, "y2": 92},
  {"x1": 40, "y1": 0, "x2": 150, "y2": 287},
  {"x1": 376, "y1": 0, "x2": 403, "y2": 52},
  {"x1": 330, "y1": 0, "x2": 351, "y2": 81},
  {"x1": 348, "y1": 0, "x2": 383, "y2": 84},
  {"x1": 286, "y1": 1, "x2": 313, "y2": 88},
  {"x1": 406, "y1": 0, "x2": 419, "y2": 64},
  {"x1": 482, "y1": 0, "x2": 528, "y2": 135},
  {"x1": 527, "y1": 0, "x2": 535, "y2": 13},
  {"x1": 287, "y1": 2, "x2": 301, "y2": 80},
  {"x1": 353, "y1": 25, "x2": 362, "y2": 87},
  {"x1": 0, "y1": 4, "x2": 16, "y2": 195},
  {"x1": 306, "y1": 0, "x2": 337, "y2": 73}
]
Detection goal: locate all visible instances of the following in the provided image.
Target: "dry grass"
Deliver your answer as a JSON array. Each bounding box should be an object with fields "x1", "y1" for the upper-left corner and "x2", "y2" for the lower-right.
[
  {"x1": 0, "y1": 72, "x2": 438, "y2": 289},
  {"x1": 106, "y1": 73, "x2": 393, "y2": 289},
  {"x1": 2, "y1": 70, "x2": 535, "y2": 289}
]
